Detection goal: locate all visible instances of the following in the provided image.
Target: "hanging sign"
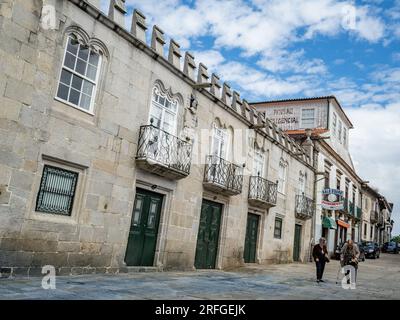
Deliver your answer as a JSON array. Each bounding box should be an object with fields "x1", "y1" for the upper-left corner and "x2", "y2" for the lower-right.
[{"x1": 321, "y1": 188, "x2": 344, "y2": 210}]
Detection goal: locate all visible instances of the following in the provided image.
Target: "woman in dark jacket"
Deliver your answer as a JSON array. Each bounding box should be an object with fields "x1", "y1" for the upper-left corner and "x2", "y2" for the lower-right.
[{"x1": 312, "y1": 237, "x2": 329, "y2": 283}]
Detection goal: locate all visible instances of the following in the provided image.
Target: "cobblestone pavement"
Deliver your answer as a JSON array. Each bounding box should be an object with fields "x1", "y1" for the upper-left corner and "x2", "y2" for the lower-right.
[{"x1": 1, "y1": 253, "x2": 399, "y2": 300}]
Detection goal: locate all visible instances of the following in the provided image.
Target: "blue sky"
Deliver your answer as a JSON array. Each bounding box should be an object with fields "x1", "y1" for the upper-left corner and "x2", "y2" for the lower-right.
[{"x1": 102, "y1": 0, "x2": 399, "y2": 235}]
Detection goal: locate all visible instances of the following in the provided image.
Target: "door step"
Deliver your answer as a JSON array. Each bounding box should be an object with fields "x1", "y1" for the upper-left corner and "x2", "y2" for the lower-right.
[{"x1": 125, "y1": 266, "x2": 163, "y2": 273}]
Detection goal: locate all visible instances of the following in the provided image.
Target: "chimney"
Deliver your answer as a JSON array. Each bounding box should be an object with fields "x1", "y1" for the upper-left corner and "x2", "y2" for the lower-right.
[
  {"x1": 108, "y1": 0, "x2": 127, "y2": 27},
  {"x1": 168, "y1": 39, "x2": 181, "y2": 69},
  {"x1": 131, "y1": 9, "x2": 147, "y2": 43},
  {"x1": 183, "y1": 52, "x2": 196, "y2": 80},
  {"x1": 151, "y1": 25, "x2": 166, "y2": 56}
]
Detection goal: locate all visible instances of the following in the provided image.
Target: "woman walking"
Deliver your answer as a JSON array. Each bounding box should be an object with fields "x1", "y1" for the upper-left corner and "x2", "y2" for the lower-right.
[{"x1": 312, "y1": 237, "x2": 329, "y2": 283}]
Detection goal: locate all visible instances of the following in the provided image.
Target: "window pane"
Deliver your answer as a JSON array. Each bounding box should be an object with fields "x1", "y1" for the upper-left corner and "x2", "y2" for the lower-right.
[
  {"x1": 158, "y1": 96, "x2": 166, "y2": 106},
  {"x1": 147, "y1": 200, "x2": 159, "y2": 229},
  {"x1": 82, "y1": 81, "x2": 94, "y2": 96},
  {"x1": 89, "y1": 51, "x2": 100, "y2": 67},
  {"x1": 75, "y1": 58, "x2": 87, "y2": 75},
  {"x1": 67, "y1": 38, "x2": 79, "y2": 55},
  {"x1": 150, "y1": 103, "x2": 162, "y2": 127},
  {"x1": 69, "y1": 89, "x2": 80, "y2": 105},
  {"x1": 86, "y1": 64, "x2": 97, "y2": 81},
  {"x1": 60, "y1": 69, "x2": 72, "y2": 85},
  {"x1": 64, "y1": 52, "x2": 76, "y2": 70},
  {"x1": 79, "y1": 94, "x2": 91, "y2": 110},
  {"x1": 57, "y1": 83, "x2": 69, "y2": 101},
  {"x1": 78, "y1": 46, "x2": 89, "y2": 61},
  {"x1": 71, "y1": 75, "x2": 83, "y2": 90},
  {"x1": 132, "y1": 196, "x2": 144, "y2": 225}
]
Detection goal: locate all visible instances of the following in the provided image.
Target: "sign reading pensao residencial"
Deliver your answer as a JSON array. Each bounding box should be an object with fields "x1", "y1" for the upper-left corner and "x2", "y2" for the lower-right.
[{"x1": 322, "y1": 188, "x2": 344, "y2": 210}]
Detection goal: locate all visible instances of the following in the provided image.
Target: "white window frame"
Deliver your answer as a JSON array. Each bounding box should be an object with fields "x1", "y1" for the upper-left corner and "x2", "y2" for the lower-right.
[
  {"x1": 301, "y1": 108, "x2": 315, "y2": 129},
  {"x1": 149, "y1": 86, "x2": 179, "y2": 136},
  {"x1": 211, "y1": 124, "x2": 228, "y2": 160},
  {"x1": 278, "y1": 160, "x2": 288, "y2": 194},
  {"x1": 55, "y1": 36, "x2": 102, "y2": 115},
  {"x1": 253, "y1": 148, "x2": 265, "y2": 177},
  {"x1": 298, "y1": 171, "x2": 306, "y2": 195}
]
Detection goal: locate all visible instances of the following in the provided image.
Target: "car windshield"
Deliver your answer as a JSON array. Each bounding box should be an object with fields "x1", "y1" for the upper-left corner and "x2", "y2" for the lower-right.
[{"x1": 363, "y1": 242, "x2": 374, "y2": 247}]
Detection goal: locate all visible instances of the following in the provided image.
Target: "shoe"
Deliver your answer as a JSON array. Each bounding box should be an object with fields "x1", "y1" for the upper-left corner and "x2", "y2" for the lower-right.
[
  {"x1": 319, "y1": 279, "x2": 325, "y2": 283},
  {"x1": 317, "y1": 280, "x2": 320, "y2": 283}
]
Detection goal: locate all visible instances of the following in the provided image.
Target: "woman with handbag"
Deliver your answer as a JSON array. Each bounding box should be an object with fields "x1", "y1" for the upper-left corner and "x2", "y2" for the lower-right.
[{"x1": 312, "y1": 237, "x2": 330, "y2": 283}]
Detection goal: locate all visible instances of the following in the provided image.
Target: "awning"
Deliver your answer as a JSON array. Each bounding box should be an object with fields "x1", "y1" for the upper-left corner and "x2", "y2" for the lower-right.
[
  {"x1": 322, "y1": 216, "x2": 337, "y2": 230},
  {"x1": 337, "y1": 219, "x2": 350, "y2": 229}
]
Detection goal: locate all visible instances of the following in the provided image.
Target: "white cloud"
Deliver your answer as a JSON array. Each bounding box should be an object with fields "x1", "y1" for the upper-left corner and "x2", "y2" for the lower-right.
[{"x1": 347, "y1": 103, "x2": 400, "y2": 235}]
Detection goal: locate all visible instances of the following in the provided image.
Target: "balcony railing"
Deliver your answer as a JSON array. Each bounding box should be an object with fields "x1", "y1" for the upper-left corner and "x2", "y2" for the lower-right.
[
  {"x1": 370, "y1": 210, "x2": 378, "y2": 223},
  {"x1": 203, "y1": 155, "x2": 243, "y2": 196},
  {"x1": 136, "y1": 125, "x2": 192, "y2": 179},
  {"x1": 248, "y1": 176, "x2": 277, "y2": 209},
  {"x1": 295, "y1": 194, "x2": 314, "y2": 220}
]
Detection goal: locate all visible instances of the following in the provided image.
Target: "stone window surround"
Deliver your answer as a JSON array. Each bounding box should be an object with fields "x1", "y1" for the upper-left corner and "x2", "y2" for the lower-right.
[
  {"x1": 26, "y1": 155, "x2": 88, "y2": 225},
  {"x1": 54, "y1": 25, "x2": 109, "y2": 117}
]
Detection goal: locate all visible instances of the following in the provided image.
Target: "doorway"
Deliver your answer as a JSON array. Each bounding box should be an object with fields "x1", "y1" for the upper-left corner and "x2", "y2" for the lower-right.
[
  {"x1": 194, "y1": 199, "x2": 223, "y2": 269},
  {"x1": 125, "y1": 188, "x2": 163, "y2": 266}
]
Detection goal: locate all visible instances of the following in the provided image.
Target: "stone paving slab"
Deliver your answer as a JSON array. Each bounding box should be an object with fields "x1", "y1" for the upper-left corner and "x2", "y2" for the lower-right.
[{"x1": 0, "y1": 254, "x2": 399, "y2": 300}]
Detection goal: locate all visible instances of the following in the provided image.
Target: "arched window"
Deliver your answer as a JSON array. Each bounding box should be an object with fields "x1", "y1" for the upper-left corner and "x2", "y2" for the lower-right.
[
  {"x1": 211, "y1": 123, "x2": 228, "y2": 160},
  {"x1": 253, "y1": 147, "x2": 265, "y2": 177},
  {"x1": 56, "y1": 35, "x2": 103, "y2": 113},
  {"x1": 149, "y1": 85, "x2": 179, "y2": 135}
]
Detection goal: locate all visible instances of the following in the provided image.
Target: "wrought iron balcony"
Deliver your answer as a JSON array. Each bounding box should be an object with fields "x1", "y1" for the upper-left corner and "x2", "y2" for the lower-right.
[
  {"x1": 370, "y1": 210, "x2": 378, "y2": 223},
  {"x1": 248, "y1": 176, "x2": 277, "y2": 209},
  {"x1": 203, "y1": 155, "x2": 243, "y2": 196},
  {"x1": 136, "y1": 125, "x2": 192, "y2": 179},
  {"x1": 295, "y1": 194, "x2": 314, "y2": 220}
]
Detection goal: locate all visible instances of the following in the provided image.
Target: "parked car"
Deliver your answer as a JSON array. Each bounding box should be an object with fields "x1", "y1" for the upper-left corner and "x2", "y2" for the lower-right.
[
  {"x1": 334, "y1": 242, "x2": 365, "y2": 261},
  {"x1": 362, "y1": 241, "x2": 381, "y2": 259},
  {"x1": 382, "y1": 242, "x2": 399, "y2": 254}
]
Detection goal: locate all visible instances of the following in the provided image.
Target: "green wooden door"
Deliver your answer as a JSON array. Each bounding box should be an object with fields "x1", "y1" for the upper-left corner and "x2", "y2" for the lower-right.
[
  {"x1": 244, "y1": 213, "x2": 259, "y2": 263},
  {"x1": 194, "y1": 200, "x2": 222, "y2": 269},
  {"x1": 293, "y1": 224, "x2": 302, "y2": 262},
  {"x1": 125, "y1": 189, "x2": 163, "y2": 266}
]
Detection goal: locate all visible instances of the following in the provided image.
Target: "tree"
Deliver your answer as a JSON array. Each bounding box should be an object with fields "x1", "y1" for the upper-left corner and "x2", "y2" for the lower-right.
[{"x1": 391, "y1": 235, "x2": 400, "y2": 243}]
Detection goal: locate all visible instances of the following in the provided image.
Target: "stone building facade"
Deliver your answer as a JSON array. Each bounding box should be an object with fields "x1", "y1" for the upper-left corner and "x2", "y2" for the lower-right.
[
  {"x1": 0, "y1": 0, "x2": 315, "y2": 275},
  {"x1": 252, "y1": 97, "x2": 393, "y2": 256}
]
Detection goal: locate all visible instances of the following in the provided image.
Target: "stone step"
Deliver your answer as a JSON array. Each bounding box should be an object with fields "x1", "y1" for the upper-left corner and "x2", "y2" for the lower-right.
[{"x1": 125, "y1": 266, "x2": 162, "y2": 273}]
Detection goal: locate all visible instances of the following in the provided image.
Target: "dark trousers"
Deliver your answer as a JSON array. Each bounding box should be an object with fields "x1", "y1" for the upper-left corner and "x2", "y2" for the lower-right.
[{"x1": 315, "y1": 260, "x2": 326, "y2": 280}]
